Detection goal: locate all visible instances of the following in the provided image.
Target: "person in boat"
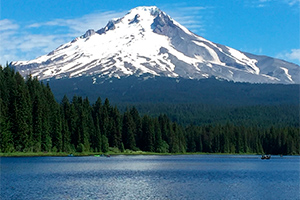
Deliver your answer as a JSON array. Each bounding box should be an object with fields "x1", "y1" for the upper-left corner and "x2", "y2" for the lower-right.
[{"x1": 261, "y1": 155, "x2": 271, "y2": 159}]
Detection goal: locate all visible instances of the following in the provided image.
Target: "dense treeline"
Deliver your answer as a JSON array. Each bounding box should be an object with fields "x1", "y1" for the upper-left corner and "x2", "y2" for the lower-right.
[
  {"x1": 0, "y1": 66, "x2": 299, "y2": 154},
  {"x1": 118, "y1": 103, "x2": 299, "y2": 127}
]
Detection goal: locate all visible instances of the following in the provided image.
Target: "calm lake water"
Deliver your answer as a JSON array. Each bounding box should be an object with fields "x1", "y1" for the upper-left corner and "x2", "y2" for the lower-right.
[{"x1": 1, "y1": 155, "x2": 299, "y2": 200}]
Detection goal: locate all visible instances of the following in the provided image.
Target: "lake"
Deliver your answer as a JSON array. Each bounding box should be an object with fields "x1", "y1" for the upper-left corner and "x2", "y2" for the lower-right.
[{"x1": 1, "y1": 155, "x2": 299, "y2": 200}]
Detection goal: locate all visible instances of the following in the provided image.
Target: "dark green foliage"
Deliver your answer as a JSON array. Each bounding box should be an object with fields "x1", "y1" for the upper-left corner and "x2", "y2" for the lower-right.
[
  {"x1": 10, "y1": 71, "x2": 31, "y2": 151},
  {"x1": 141, "y1": 115, "x2": 155, "y2": 152},
  {"x1": 0, "y1": 116, "x2": 13, "y2": 153},
  {"x1": 49, "y1": 75, "x2": 300, "y2": 106},
  {"x1": 0, "y1": 67, "x2": 14, "y2": 153},
  {"x1": 60, "y1": 95, "x2": 72, "y2": 152},
  {"x1": 129, "y1": 107, "x2": 142, "y2": 149},
  {"x1": 122, "y1": 110, "x2": 136, "y2": 150},
  {"x1": 32, "y1": 95, "x2": 43, "y2": 151},
  {"x1": 101, "y1": 135, "x2": 109, "y2": 153},
  {"x1": 76, "y1": 143, "x2": 85, "y2": 153},
  {"x1": 109, "y1": 106, "x2": 122, "y2": 149},
  {"x1": 91, "y1": 97, "x2": 102, "y2": 152},
  {"x1": 0, "y1": 65, "x2": 299, "y2": 155},
  {"x1": 118, "y1": 103, "x2": 299, "y2": 128}
]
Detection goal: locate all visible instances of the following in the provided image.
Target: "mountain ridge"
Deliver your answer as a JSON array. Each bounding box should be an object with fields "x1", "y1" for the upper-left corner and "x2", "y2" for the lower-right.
[{"x1": 11, "y1": 6, "x2": 300, "y2": 84}]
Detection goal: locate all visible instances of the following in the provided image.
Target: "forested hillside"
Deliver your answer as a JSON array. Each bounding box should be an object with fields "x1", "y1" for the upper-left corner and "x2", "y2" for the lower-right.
[
  {"x1": 48, "y1": 75, "x2": 300, "y2": 105},
  {"x1": 0, "y1": 66, "x2": 299, "y2": 154},
  {"x1": 48, "y1": 75, "x2": 299, "y2": 128}
]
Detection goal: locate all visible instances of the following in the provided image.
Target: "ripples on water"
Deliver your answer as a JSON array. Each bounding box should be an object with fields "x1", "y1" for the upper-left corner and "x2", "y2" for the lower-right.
[{"x1": 1, "y1": 155, "x2": 299, "y2": 199}]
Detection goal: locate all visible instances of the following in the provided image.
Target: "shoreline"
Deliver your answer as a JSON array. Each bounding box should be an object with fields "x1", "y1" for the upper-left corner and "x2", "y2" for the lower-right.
[{"x1": 0, "y1": 151, "x2": 293, "y2": 157}]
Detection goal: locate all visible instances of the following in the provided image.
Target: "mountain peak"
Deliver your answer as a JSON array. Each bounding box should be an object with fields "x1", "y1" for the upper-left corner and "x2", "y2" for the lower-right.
[
  {"x1": 11, "y1": 6, "x2": 300, "y2": 84},
  {"x1": 96, "y1": 6, "x2": 163, "y2": 35},
  {"x1": 128, "y1": 6, "x2": 161, "y2": 15}
]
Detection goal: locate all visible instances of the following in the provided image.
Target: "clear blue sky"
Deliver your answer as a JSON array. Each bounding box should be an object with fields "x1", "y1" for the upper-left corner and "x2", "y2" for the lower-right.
[{"x1": 1, "y1": 0, "x2": 299, "y2": 65}]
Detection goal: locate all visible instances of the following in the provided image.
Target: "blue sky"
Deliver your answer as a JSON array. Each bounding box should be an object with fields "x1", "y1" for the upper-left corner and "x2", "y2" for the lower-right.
[{"x1": 1, "y1": 0, "x2": 299, "y2": 65}]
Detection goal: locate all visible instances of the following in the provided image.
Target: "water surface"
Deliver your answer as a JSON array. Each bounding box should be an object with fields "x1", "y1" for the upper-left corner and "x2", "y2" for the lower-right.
[{"x1": 1, "y1": 155, "x2": 299, "y2": 199}]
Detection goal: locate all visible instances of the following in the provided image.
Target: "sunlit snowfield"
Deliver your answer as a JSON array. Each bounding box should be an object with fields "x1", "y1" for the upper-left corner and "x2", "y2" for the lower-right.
[{"x1": 1, "y1": 155, "x2": 299, "y2": 199}]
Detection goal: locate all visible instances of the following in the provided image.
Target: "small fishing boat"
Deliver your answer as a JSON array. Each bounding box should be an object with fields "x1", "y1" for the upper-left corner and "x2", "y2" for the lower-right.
[{"x1": 261, "y1": 155, "x2": 271, "y2": 160}]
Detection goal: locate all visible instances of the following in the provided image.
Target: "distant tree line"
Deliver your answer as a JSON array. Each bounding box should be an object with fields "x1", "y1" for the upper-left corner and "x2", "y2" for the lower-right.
[
  {"x1": 118, "y1": 103, "x2": 299, "y2": 128},
  {"x1": 0, "y1": 66, "x2": 299, "y2": 155}
]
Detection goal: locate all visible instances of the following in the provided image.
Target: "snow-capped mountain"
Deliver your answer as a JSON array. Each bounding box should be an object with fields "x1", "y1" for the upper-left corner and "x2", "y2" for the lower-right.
[{"x1": 12, "y1": 6, "x2": 300, "y2": 84}]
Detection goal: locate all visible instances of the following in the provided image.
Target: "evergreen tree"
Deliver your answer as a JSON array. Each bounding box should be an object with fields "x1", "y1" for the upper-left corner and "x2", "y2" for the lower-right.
[
  {"x1": 186, "y1": 126, "x2": 196, "y2": 152},
  {"x1": 32, "y1": 95, "x2": 43, "y2": 152},
  {"x1": 91, "y1": 97, "x2": 102, "y2": 152},
  {"x1": 0, "y1": 66, "x2": 14, "y2": 152},
  {"x1": 10, "y1": 72, "x2": 32, "y2": 151},
  {"x1": 100, "y1": 98, "x2": 110, "y2": 139},
  {"x1": 153, "y1": 118, "x2": 163, "y2": 152},
  {"x1": 109, "y1": 106, "x2": 122, "y2": 149},
  {"x1": 51, "y1": 104, "x2": 62, "y2": 152},
  {"x1": 0, "y1": 117, "x2": 13, "y2": 152},
  {"x1": 40, "y1": 82, "x2": 52, "y2": 152},
  {"x1": 60, "y1": 95, "x2": 72, "y2": 152},
  {"x1": 101, "y1": 135, "x2": 109, "y2": 153},
  {"x1": 44, "y1": 83, "x2": 62, "y2": 152},
  {"x1": 122, "y1": 110, "x2": 136, "y2": 150},
  {"x1": 130, "y1": 107, "x2": 142, "y2": 149},
  {"x1": 70, "y1": 96, "x2": 80, "y2": 149},
  {"x1": 141, "y1": 115, "x2": 154, "y2": 152}
]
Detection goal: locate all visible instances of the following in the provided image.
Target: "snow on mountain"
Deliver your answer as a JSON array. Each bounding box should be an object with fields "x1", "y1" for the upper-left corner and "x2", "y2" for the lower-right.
[{"x1": 11, "y1": 6, "x2": 300, "y2": 84}]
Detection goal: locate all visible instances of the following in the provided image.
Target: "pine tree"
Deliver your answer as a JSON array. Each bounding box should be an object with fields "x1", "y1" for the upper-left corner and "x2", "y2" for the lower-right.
[
  {"x1": 82, "y1": 97, "x2": 93, "y2": 152},
  {"x1": 92, "y1": 97, "x2": 102, "y2": 152},
  {"x1": 101, "y1": 135, "x2": 109, "y2": 153},
  {"x1": 40, "y1": 82, "x2": 52, "y2": 152},
  {"x1": 109, "y1": 106, "x2": 122, "y2": 149},
  {"x1": 130, "y1": 107, "x2": 142, "y2": 149},
  {"x1": 0, "y1": 117, "x2": 13, "y2": 152},
  {"x1": 158, "y1": 114, "x2": 170, "y2": 145},
  {"x1": 122, "y1": 110, "x2": 136, "y2": 150},
  {"x1": 32, "y1": 95, "x2": 43, "y2": 152},
  {"x1": 60, "y1": 95, "x2": 72, "y2": 152},
  {"x1": 100, "y1": 98, "x2": 110, "y2": 139},
  {"x1": 153, "y1": 118, "x2": 167, "y2": 153},
  {"x1": 0, "y1": 66, "x2": 9, "y2": 119},
  {"x1": 10, "y1": 72, "x2": 32, "y2": 151},
  {"x1": 44, "y1": 83, "x2": 62, "y2": 152},
  {"x1": 186, "y1": 126, "x2": 196, "y2": 152},
  {"x1": 93, "y1": 116, "x2": 102, "y2": 152},
  {"x1": 169, "y1": 122, "x2": 180, "y2": 153},
  {"x1": 0, "y1": 66, "x2": 14, "y2": 152},
  {"x1": 141, "y1": 115, "x2": 155, "y2": 152},
  {"x1": 51, "y1": 104, "x2": 62, "y2": 152},
  {"x1": 70, "y1": 96, "x2": 81, "y2": 149}
]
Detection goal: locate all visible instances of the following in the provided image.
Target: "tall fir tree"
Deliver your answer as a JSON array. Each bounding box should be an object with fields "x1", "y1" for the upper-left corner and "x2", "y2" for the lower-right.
[
  {"x1": 122, "y1": 110, "x2": 136, "y2": 150},
  {"x1": 91, "y1": 97, "x2": 102, "y2": 152},
  {"x1": 60, "y1": 95, "x2": 72, "y2": 152},
  {"x1": 141, "y1": 115, "x2": 155, "y2": 152}
]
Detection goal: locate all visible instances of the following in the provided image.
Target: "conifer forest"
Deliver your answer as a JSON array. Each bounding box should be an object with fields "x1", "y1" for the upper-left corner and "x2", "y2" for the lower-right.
[{"x1": 0, "y1": 66, "x2": 299, "y2": 155}]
